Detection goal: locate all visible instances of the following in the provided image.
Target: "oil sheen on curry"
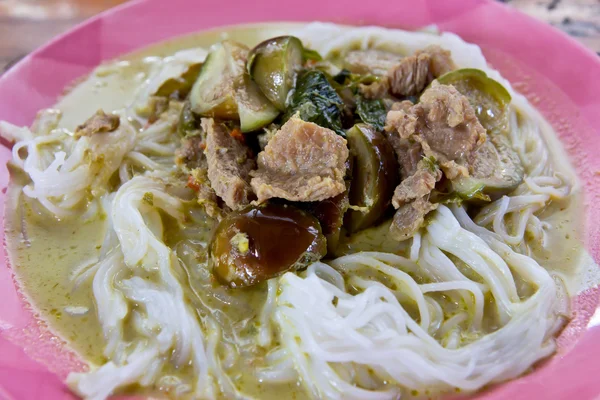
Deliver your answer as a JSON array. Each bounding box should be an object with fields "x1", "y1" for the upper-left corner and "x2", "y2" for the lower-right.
[{"x1": 1, "y1": 22, "x2": 596, "y2": 400}]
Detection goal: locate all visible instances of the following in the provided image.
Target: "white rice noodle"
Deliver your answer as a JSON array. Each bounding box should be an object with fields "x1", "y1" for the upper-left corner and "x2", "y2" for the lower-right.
[
  {"x1": 258, "y1": 279, "x2": 279, "y2": 348},
  {"x1": 472, "y1": 113, "x2": 571, "y2": 248},
  {"x1": 4, "y1": 100, "x2": 181, "y2": 214},
  {"x1": 118, "y1": 106, "x2": 181, "y2": 184},
  {"x1": 67, "y1": 176, "x2": 220, "y2": 399},
  {"x1": 0, "y1": 121, "x2": 34, "y2": 142},
  {"x1": 5, "y1": 112, "x2": 136, "y2": 217},
  {"x1": 265, "y1": 205, "x2": 560, "y2": 399}
]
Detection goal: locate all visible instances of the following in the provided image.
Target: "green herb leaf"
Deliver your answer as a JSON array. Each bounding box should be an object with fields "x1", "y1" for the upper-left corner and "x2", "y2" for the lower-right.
[
  {"x1": 284, "y1": 70, "x2": 345, "y2": 136},
  {"x1": 355, "y1": 96, "x2": 387, "y2": 131}
]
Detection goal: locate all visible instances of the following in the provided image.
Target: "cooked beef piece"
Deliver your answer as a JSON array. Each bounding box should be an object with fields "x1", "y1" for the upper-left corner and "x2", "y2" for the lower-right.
[
  {"x1": 187, "y1": 167, "x2": 223, "y2": 219},
  {"x1": 395, "y1": 139, "x2": 423, "y2": 179},
  {"x1": 417, "y1": 45, "x2": 456, "y2": 77},
  {"x1": 175, "y1": 134, "x2": 227, "y2": 219},
  {"x1": 385, "y1": 82, "x2": 486, "y2": 178},
  {"x1": 387, "y1": 45, "x2": 456, "y2": 97},
  {"x1": 74, "y1": 110, "x2": 120, "y2": 138},
  {"x1": 383, "y1": 100, "x2": 422, "y2": 179},
  {"x1": 390, "y1": 197, "x2": 438, "y2": 241},
  {"x1": 388, "y1": 52, "x2": 431, "y2": 97},
  {"x1": 346, "y1": 46, "x2": 456, "y2": 100},
  {"x1": 390, "y1": 100, "x2": 414, "y2": 112},
  {"x1": 344, "y1": 49, "x2": 401, "y2": 75},
  {"x1": 203, "y1": 118, "x2": 255, "y2": 210},
  {"x1": 384, "y1": 83, "x2": 484, "y2": 241},
  {"x1": 176, "y1": 135, "x2": 206, "y2": 171},
  {"x1": 359, "y1": 79, "x2": 391, "y2": 100},
  {"x1": 250, "y1": 117, "x2": 348, "y2": 203},
  {"x1": 392, "y1": 159, "x2": 442, "y2": 208}
]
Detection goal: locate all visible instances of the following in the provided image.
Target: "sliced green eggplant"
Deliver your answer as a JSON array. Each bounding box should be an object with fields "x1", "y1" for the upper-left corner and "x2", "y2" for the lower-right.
[
  {"x1": 345, "y1": 124, "x2": 399, "y2": 233},
  {"x1": 189, "y1": 41, "x2": 279, "y2": 131},
  {"x1": 247, "y1": 36, "x2": 304, "y2": 110},
  {"x1": 210, "y1": 203, "x2": 327, "y2": 288},
  {"x1": 437, "y1": 68, "x2": 511, "y2": 134},
  {"x1": 155, "y1": 63, "x2": 202, "y2": 99},
  {"x1": 235, "y1": 74, "x2": 280, "y2": 132},
  {"x1": 452, "y1": 134, "x2": 524, "y2": 201},
  {"x1": 177, "y1": 101, "x2": 200, "y2": 137},
  {"x1": 189, "y1": 41, "x2": 246, "y2": 118},
  {"x1": 299, "y1": 190, "x2": 350, "y2": 254},
  {"x1": 296, "y1": 159, "x2": 352, "y2": 254}
]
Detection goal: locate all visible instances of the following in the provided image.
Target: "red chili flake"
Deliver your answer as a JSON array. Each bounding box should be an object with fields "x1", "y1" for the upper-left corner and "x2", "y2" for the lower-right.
[
  {"x1": 187, "y1": 175, "x2": 200, "y2": 192},
  {"x1": 229, "y1": 128, "x2": 246, "y2": 144}
]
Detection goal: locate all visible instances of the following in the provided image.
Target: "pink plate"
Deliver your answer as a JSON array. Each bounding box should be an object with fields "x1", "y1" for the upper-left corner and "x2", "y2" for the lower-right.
[{"x1": 1, "y1": 0, "x2": 600, "y2": 399}]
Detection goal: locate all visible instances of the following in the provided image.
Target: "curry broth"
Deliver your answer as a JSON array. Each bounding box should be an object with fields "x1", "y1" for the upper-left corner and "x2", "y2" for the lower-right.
[{"x1": 4, "y1": 22, "x2": 598, "y2": 400}]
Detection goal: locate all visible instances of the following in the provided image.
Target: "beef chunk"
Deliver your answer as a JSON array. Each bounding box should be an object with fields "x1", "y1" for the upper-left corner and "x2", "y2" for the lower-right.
[
  {"x1": 203, "y1": 118, "x2": 255, "y2": 210},
  {"x1": 176, "y1": 132, "x2": 226, "y2": 219},
  {"x1": 176, "y1": 135, "x2": 205, "y2": 171},
  {"x1": 388, "y1": 52, "x2": 431, "y2": 97},
  {"x1": 359, "y1": 79, "x2": 391, "y2": 100},
  {"x1": 250, "y1": 117, "x2": 348, "y2": 203},
  {"x1": 344, "y1": 49, "x2": 400, "y2": 75},
  {"x1": 187, "y1": 167, "x2": 223, "y2": 219},
  {"x1": 346, "y1": 46, "x2": 456, "y2": 99},
  {"x1": 385, "y1": 82, "x2": 486, "y2": 178},
  {"x1": 74, "y1": 110, "x2": 120, "y2": 138},
  {"x1": 384, "y1": 100, "x2": 422, "y2": 179},
  {"x1": 384, "y1": 83, "x2": 485, "y2": 241},
  {"x1": 390, "y1": 197, "x2": 438, "y2": 241},
  {"x1": 417, "y1": 45, "x2": 456, "y2": 77},
  {"x1": 390, "y1": 100, "x2": 414, "y2": 112},
  {"x1": 392, "y1": 159, "x2": 442, "y2": 208},
  {"x1": 388, "y1": 45, "x2": 456, "y2": 97}
]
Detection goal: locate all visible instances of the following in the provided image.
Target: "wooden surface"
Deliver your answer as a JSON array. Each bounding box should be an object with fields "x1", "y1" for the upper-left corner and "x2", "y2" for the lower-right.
[{"x1": 0, "y1": 0, "x2": 599, "y2": 73}]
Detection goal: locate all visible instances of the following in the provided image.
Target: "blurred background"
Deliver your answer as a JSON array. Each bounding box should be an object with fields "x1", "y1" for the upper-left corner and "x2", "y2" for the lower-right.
[{"x1": 0, "y1": 0, "x2": 599, "y2": 73}]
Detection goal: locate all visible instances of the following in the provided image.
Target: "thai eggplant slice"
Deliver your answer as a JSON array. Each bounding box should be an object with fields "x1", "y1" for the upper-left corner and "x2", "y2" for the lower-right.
[
  {"x1": 189, "y1": 41, "x2": 279, "y2": 132},
  {"x1": 436, "y1": 68, "x2": 511, "y2": 135},
  {"x1": 345, "y1": 124, "x2": 399, "y2": 233},
  {"x1": 309, "y1": 192, "x2": 349, "y2": 254},
  {"x1": 155, "y1": 63, "x2": 203, "y2": 99},
  {"x1": 247, "y1": 36, "x2": 304, "y2": 110},
  {"x1": 235, "y1": 74, "x2": 281, "y2": 132},
  {"x1": 436, "y1": 68, "x2": 523, "y2": 200},
  {"x1": 452, "y1": 133, "x2": 524, "y2": 201},
  {"x1": 210, "y1": 203, "x2": 327, "y2": 288},
  {"x1": 177, "y1": 101, "x2": 200, "y2": 137}
]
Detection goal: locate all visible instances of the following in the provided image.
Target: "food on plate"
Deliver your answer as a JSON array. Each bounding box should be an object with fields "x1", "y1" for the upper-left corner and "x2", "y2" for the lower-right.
[{"x1": 1, "y1": 22, "x2": 593, "y2": 400}]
